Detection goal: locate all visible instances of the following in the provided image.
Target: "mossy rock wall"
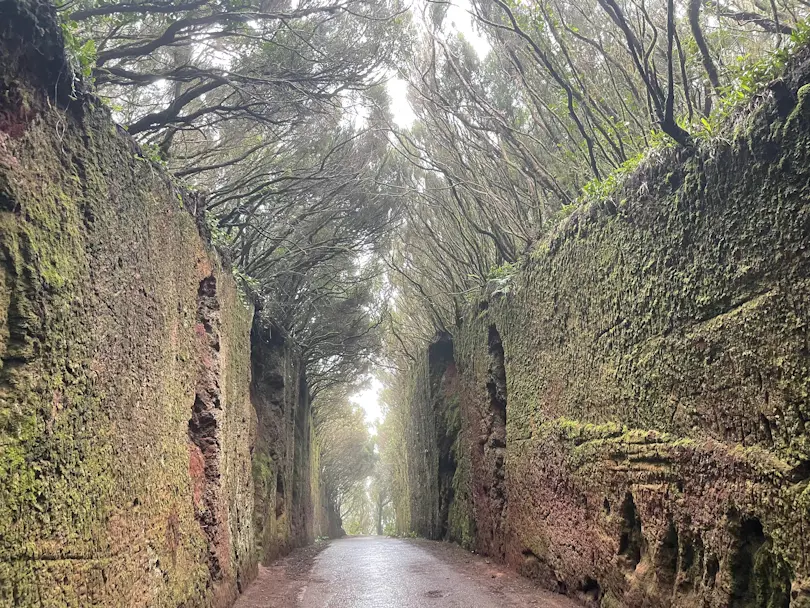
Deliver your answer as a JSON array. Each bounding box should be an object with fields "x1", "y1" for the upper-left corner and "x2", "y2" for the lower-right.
[
  {"x1": 249, "y1": 323, "x2": 317, "y2": 562},
  {"x1": 397, "y1": 334, "x2": 474, "y2": 546},
  {"x1": 403, "y1": 44, "x2": 810, "y2": 608},
  {"x1": 0, "y1": 2, "x2": 317, "y2": 605}
]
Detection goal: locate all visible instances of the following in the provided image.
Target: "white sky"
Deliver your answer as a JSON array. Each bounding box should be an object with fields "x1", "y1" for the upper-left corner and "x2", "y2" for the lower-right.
[
  {"x1": 387, "y1": 78, "x2": 416, "y2": 128},
  {"x1": 443, "y1": 0, "x2": 491, "y2": 56},
  {"x1": 386, "y1": 0, "x2": 491, "y2": 129},
  {"x1": 350, "y1": 377, "x2": 384, "y2": 432}
]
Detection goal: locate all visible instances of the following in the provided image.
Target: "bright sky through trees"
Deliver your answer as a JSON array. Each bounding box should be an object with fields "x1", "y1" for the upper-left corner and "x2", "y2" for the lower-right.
[
  {"x1": 365, "y1": 0, "x2": 492, "y2": 431},
  {"x1": 351, "y1": 378, "x2": 384, "y2": 432},
  {"x1": 386, "y1": 0, "x2": 490, "y2": 129}
]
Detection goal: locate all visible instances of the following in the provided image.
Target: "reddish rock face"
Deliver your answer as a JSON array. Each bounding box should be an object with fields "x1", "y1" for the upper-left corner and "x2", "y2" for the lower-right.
[
  {"x1": 401, "y1": 46, "x2": 810, "y2": 608},
  {"x1": 189, "y1": 442, "x2": 207, "y2": 508}
]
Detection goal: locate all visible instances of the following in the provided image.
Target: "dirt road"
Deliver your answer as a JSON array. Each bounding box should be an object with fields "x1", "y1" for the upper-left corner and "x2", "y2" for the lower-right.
[{"x1": 234, "y1": 536, "x2": 580, "y2": 608}]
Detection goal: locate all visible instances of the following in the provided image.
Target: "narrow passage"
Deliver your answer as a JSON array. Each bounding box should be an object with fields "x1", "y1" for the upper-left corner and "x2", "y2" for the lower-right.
[{"x1": 236, "y1": 537, "x2": 579, "y2": 608}]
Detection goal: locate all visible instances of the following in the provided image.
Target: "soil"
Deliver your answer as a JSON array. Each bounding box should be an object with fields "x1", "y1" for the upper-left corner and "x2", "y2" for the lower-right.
[{"x1": 233, "y1": 541, "x2": 330, "y2": 608}]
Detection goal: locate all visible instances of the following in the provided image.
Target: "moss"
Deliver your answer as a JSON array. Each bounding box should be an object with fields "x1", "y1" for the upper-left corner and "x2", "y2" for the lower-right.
[
  {"x1": 0, "y1": 13, "x2": 260, "y2": 604},
  {"x1": 751, "y1": 544, "x2": 792, "y2": 608},
  {"x1": 784, "y1": 83, "x2": 810, "y2": 132},
  {"x1": 385, "y1": 32, "x2": 810, "y2": 608},
  {"x1": 447, "y1": 421, "x2": 475, "y2": 549},
  {"x1": 545, "y1": 417, "x2": 625, "y2": 444},
  {"x1": 601, "y1": 592, "x2": 623, "y2": 608},
  {"x1": 0, "y1": 113, "x2": 111, "y2": 561}
]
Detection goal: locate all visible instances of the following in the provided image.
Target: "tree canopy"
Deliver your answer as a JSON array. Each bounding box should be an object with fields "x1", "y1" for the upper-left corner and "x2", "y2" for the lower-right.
[{"x1": 59, "y1": 0, "x2": 810, "y2": 534}]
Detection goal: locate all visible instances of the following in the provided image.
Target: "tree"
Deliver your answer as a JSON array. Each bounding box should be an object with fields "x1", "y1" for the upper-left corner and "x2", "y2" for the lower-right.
[
  {"x1": 61, "y1": 0, "x2": 412, "y2": 393},
  {"x1": 370, "y1": 446, "x2": 394, "y2": 535},
  {"x1": 314, "y1": 388, "x2": 375, "y2": 536},
  {"x1": 380, "y1": 0, "x2": 808, "y2": 344}
]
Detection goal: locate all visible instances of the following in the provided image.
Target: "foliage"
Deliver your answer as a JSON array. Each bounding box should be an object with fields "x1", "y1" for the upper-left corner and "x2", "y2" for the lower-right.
[
  {"x1": 709, "y1": 17, "x2": 810, "y2": 130},
  {"x1": 59, "y1": 0, "x2": 411, "y2": 396},
  {"x1": 382, "y1": 0, "x2": 810, "y2": 349},
  {"x1": 314, "y1": 387, "x2": 375, "y2": 532},
  {"x1": 486, "y1": 261, "x2": 518, "y2": 296},
  {"x1": 59, "y1": 19, "x2": 96, "y2": 80},
  {"x1": 375, "y1": 369, "x2": 414, "y2": 535}
]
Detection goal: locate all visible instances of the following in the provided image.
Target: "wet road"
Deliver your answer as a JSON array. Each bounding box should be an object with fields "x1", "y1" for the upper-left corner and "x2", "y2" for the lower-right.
[{"x1": 296, "y1": 537, "x2": 579, "y2": 608}]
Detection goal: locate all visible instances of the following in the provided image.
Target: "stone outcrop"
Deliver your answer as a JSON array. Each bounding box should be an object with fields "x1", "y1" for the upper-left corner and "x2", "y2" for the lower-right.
[
  {"x1": 250, "y1": 322, "x2": 318, "y2": 561},
  {"x1": 400, "y1": 44, "x2": 810, "y2": 607},
  {"x1": 0, "y1": 2, "x2": 318, "y2": 605},
  {"x1": 398, "y1": 333, "x2": 464, "y2": 541}
]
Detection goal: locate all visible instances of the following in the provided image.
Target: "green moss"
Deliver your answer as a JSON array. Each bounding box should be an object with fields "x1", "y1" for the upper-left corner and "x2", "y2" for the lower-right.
[
  {"x1": 0, "y1": 115, "x2": 108, "y2": 560},
  {"x1": 545, "y1": 417, "x2": 625, "y2": 443},
  {"x1": 0, "y1": 41, "x2": 259, "y2": 605},
  {"x1": 785, "y1": 83, "x2": 810, "y2": 132},
  {"x1": 752, "y1": 545, "x2": 792, "y2": 608}
]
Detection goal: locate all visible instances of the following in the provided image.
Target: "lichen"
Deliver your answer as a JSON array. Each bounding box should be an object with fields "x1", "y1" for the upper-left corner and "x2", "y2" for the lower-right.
[
  {"x1": 0, "y1": 4, "x2": 260, "y2": 604},
  {"x1": 399, "y1": 37, "x2": 810, "y2": 608}
]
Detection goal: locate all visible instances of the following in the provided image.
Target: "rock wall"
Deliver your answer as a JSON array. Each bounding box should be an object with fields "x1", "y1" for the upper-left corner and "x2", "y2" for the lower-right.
[
  {"x1": 250, "y1": 322, "x2": 317, "y2": 561},
  {"x1": 401, "y1": 45, "x2": 810, "y2": 607},
  {"x1": 0, "y1": 2, "x2": 317, "y2": 605},
  {"x1": 400, "y1": 334, "x2": 474, "y2": 546}
]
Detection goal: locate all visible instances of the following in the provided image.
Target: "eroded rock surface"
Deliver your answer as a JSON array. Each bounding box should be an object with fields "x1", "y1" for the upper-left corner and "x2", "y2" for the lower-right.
[
  {"x1": 401, "y1": 43, "x2": 810, "y2": 608},
  {"x1": 0, "y1": 2, "x2": 319, "y2": 605}
]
